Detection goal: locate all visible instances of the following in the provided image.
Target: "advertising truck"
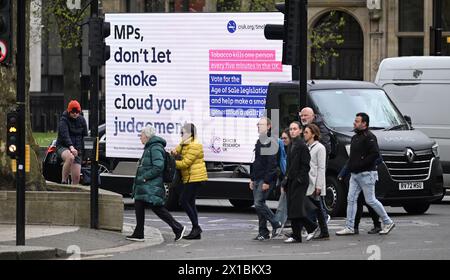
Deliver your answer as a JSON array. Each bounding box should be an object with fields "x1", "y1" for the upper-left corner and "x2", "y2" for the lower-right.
[
  {"x1": 101, "y1": 13, "x2": 444, "y2": 216},
  {"x1": 102, "y1": 12, "x2": 291, "y2": 209}
]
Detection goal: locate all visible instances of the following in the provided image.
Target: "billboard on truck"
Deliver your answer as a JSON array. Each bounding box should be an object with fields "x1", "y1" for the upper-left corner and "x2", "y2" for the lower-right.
[{"x1": 105, "y1": 13, "x2": 291, "y2": 163}]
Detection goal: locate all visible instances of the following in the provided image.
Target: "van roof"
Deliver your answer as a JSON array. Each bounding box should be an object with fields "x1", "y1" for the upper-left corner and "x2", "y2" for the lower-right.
[
  {"x1": 269, "y1": 80, "x2": 380, "y2": 91},
  {"x1": 379, "y1": 56, "x2": 450, "y2": 69},
  {"x1": 376, "y1": 56, "x2": 450, "y2": 82}
]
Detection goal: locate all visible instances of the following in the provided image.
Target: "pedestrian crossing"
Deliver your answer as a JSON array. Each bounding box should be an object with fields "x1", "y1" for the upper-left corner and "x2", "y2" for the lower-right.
[{"x1": 123, "y1": 211, "x2": 440, "y2": 236}]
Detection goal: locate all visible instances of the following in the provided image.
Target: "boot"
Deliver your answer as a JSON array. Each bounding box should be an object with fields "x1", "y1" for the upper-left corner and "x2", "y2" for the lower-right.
[{"x1": 183, "y1": 226, "x2": 202, "y2": 240}]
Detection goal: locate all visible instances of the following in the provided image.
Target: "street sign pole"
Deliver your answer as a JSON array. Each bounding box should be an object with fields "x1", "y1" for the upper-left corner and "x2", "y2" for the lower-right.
[
  {"x1": 298, "y1": 0, "x2": 308, "y2": 110},
  {"x1": 16, "y1": 0, "x2": 26, "y2": 246},
  {"x1": 90, "y1": 0, "x2": 99, "y2": 229}
]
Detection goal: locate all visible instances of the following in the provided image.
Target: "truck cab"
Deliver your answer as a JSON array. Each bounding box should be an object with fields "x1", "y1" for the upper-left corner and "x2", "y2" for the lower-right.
[{"x1": 266, "y1": 80, "x2": 444, "y2": 216}]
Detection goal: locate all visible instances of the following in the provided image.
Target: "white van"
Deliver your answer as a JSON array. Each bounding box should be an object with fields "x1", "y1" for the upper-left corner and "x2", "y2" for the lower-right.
[{"x1": 375, "y1": 56, "x2": 450, "y2": 190}]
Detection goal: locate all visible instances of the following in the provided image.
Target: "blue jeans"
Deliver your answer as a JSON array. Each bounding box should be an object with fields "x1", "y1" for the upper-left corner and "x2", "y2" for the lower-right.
[
  {"x1": 345, "y1": 171, "x2": 393, "y2": 229},
  {"x1": 253, "y1": 180, "x2": 277, "y2": 237},
  {"x1": 274, "y1": 191, "x2": 287, "y2": 226}
]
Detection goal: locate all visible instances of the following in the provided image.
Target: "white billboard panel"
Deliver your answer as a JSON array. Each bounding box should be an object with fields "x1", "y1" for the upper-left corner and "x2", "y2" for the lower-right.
[{"x1": 105, "y1": 12, "x2": 291, "y2": 163}]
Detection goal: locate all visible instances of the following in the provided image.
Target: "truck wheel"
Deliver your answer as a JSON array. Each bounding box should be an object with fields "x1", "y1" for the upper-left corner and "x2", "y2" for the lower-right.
[
  {"x1": 229, "y1": 199, "x2": 254, "y2": 209},
  {"x1": 325, "y1": 176, "x2": 346, "y2": 217},
  {"x1": 98, "y1": 162, "x2": 111, "y2": 174},
  {"x1": 165, "y1": 183, "x2": 180, "y2": 211},
  {"x1": 403, "y1": 202, "x2": 430, "y2": 215}
]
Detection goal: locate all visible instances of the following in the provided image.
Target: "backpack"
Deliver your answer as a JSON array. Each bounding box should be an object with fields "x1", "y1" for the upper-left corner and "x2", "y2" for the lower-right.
[
  {"x1": 148, "y1": 143, "x2": 177, "y2": 183},
  {"x1": 162, "y1": 149, "x2": 177, "y2": 183}
]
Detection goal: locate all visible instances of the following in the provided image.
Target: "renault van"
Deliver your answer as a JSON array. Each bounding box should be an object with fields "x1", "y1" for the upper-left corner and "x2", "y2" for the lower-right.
[
  {"x1": 375, "y1": 56, "x2": 450, "y2": 191},
  {"x1": 266, "y1": 80, "x2": 444, "y2": 216}
]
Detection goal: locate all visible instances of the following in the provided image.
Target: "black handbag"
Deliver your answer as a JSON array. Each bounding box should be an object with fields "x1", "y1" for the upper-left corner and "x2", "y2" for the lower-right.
[{"x1": 304, "y1": 196, "x2": 318, "y2": 213}]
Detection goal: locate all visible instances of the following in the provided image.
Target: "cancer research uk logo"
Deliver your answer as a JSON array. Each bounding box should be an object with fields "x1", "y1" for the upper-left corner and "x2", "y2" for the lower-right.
[
  {"x1": 227, "y1": 20, "x2": 237, "y2": 33},
  {"x1": 209, "y1": 136, "x2": 242, "y2": 154},
  {"x1": 209, "y1": 136, "x2": 222, "y2": 154}
]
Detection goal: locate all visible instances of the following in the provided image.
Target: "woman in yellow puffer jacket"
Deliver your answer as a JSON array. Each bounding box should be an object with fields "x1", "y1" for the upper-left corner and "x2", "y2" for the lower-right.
[{"x1": 172, "y1": 123, "x2": 207, "y2": 240}]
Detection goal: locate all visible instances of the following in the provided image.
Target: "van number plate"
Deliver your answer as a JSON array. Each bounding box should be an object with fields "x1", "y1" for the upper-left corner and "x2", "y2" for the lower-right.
[{"x1": 399, "y1": 182, "x2": 424, "y2": 190}]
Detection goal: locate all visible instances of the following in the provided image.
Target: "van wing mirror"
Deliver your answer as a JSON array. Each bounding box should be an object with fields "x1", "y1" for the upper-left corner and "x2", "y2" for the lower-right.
[{"x1": 404, "y1": 115, "x2": 412, "y2": 126}]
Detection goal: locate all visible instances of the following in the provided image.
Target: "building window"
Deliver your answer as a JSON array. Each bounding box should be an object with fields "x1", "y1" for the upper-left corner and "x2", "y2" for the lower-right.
[
  {"x1": 442, "y1": 37, "x2": 450, "y2": 55},
  {"x1": 126, "y1": 0, "x2": 207, "y2": 12},
  {"x1": 443, "y1": 0, "x2": 450, "y2": 31},
  {"x1": 399, "y1": 0, "x2": 424, "y2": 32},
  {"x1": 399, "y1": 37, "x2": 424, "y2": 56}
]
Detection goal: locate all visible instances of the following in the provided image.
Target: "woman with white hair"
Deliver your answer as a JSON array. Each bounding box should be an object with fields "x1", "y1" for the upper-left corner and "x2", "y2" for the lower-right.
[{"x1": 127, "y1": 125, "x2": 186, "y2": 242}]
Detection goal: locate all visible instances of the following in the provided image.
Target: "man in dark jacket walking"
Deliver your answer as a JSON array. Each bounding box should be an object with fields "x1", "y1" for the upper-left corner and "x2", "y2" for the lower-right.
[
  {"x1": 56, "y1": 100, "x2": 88, "y2": 185},
  {"x1": 250, "y1": 117, "x2": 281, "y2": 241},
  {"x1": 336, "y1": 113, "x2": 395, "y2": 236},
  {"x1": 299, "y1": 107, "x2": 331, "y2": 157},
  {"x1": 284, "y1": 121, "x2": 318, "y2": 243},
  {"x1": 127, "y1": 125, "x2": 186, "y2": 242}
]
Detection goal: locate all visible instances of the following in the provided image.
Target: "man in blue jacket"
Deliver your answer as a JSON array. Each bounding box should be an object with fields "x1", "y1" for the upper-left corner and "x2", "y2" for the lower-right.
[
  {"x1": 250, "y1": 117, "x2": 281, "y2": 241},
  {"x1": 56, "y1": 100, "x2": 87, "y2": 185}
]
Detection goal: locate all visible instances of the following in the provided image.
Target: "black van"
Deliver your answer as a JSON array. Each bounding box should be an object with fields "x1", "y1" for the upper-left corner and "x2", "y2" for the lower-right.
[{"x1": 266, "y1": 80, "x2": 444, "y2": 216}]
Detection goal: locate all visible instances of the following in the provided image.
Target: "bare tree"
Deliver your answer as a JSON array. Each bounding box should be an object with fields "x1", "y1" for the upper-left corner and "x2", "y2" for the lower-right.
[{"x1": 0, "y1": 0, "x2": 47, "y2": 191}]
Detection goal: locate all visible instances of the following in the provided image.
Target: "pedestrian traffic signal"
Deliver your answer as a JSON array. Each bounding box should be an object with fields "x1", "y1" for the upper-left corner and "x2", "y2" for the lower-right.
[
  {"x1": 264, "y1": 0, "x2": 301, "y2": 65},
  {"x1": 0, "y1": 0, "x2": 12, "y2": 65},
  {"x1": 88, "y1": 17, "x2": 111, "y2": 66},
  {"x1": 6, "y1": 111, "x2": 19, "y2": 158}
]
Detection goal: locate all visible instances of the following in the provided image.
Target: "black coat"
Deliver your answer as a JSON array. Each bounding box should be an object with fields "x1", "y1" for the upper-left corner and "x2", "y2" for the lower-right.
[
  {"x1": 312, "y1": 115, "x2": 331, "y2": 157},
  {"x1": 285, "y1": 137, "x2": 311, "y2": 219},
  {"x1": 250, "y1": 136, "x2": 278, "y2": 184},
  {"x1": 56, "y1": 111, "x2": 88, "y2": 151},
  {"x1": 347, "y1": 128, "x2": 380, "y2": 173}
]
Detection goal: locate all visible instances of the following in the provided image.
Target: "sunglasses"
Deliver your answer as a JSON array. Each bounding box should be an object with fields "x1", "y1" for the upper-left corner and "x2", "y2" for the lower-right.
[{"x1": 70, "y1": 110, "x2": 80, "y2": 114}]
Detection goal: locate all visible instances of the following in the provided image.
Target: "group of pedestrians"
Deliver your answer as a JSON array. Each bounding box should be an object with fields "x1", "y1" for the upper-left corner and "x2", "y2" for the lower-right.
[
  {"x1": 249, "y1": 109, "x2": 395, "y2": 243},
  {"x1": 56, "y1": 100, "x2": 395, "y2": 244}
]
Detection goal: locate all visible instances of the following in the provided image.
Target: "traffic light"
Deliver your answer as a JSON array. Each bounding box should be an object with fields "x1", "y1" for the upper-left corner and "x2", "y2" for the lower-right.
[
  {"x1": 88, "y1": 17, "x2": 111, "y2": 66},
  {"x1": 0, "y1": 0, "x2": 12, "y2": 65},
  {"x1": 6, "y1": 111, "x2": 19, "y2": 158},
  {"x1": 264, "y1": 0, "x2": 301, "y2": 65}
]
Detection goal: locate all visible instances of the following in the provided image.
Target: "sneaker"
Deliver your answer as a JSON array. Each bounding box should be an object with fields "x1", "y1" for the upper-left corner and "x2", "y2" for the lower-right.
[
  {"x1": 313, "y1": 233, "x2": 330, "y2": 241},
  {"x1": 301, "y1": 228, "x2": 308, "y2": 238},
  {"x1": 271, "y1": 222, "x2": 282, "y2": 238},
  {"x1": 336, "y1": 228, "x2": 355, "y2": 236},
  {"x1": 284, "y1": 237, "x2": 301, "y2": 243},
  {"x1": 174, "y1": 226, "x2": 186, "y2": 242},
  {"x1": 253, "y1": 235, "x2": 270, "y2": 241},
  {"x1": 126, "y1": 233, "x2": 144, "y2": 242},
  {"x1": 368, "y1": 226, "x2": 382, "y2": 234},
  {"x1": 380, "y1": 223, "x2": 395, "y2": 235},
  {"x1": 326, "y1": 215, "x2": 331, "y2": 224},
  {"x1": 306, "y1": 226, "x2": 319, "y2": 241}
]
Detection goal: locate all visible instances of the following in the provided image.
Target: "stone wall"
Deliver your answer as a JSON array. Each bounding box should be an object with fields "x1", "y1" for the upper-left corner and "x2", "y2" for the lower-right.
[{"x1": 0, "y1": 184, "x2": 123, "y2": 231}]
